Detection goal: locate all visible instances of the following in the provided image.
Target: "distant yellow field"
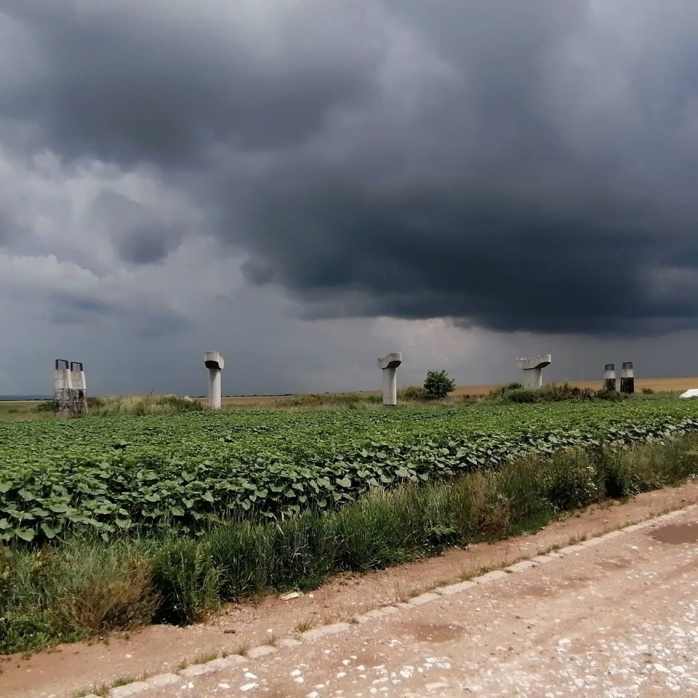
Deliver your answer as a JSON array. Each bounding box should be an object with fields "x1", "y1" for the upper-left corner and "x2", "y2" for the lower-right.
[
  {"x1": 452, "y1": 377, "x2": 698, "y2": 398},
  {"x1": 217, "y1": 376, "x2": 698, "y2": 406}
]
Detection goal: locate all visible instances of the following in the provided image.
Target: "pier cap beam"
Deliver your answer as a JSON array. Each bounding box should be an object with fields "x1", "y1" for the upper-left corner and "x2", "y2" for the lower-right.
[
  {"x1": 515, "y1": 354, "x2": 552, "y2": 389},
  {"x1": 204, "y1": 351, "x2": 224, "y2": 371},
  {"x1": 378, "y1": 352, "x2": 403, "y2": 370},
  {"x1": 515, "y1": 354, "x2": 552, "y2": 371}
]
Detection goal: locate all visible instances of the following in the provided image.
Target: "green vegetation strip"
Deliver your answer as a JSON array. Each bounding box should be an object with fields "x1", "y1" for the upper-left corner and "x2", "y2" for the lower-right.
[
  {"x1": 2, "y1": 434, "x2": 697, "y2": 654},
  {"x1": 1, "y1": 400, "x2": 698, "y2": 544}
]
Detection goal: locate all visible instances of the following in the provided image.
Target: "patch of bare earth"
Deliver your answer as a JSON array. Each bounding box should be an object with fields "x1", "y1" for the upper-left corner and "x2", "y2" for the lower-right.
[{"x1": 4, "y1": 481, "x2": 698, "y2": 698}]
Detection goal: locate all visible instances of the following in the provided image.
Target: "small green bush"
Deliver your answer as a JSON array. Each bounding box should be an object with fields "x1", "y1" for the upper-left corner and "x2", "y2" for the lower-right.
[{"x1": 424, "y1": 370, "x2": 456, "y2": 399}]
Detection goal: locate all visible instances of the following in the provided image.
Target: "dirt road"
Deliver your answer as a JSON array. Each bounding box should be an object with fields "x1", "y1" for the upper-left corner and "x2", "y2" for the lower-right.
[{"x1": 134, "y1": 507, "x2": 698, "y2": 697}]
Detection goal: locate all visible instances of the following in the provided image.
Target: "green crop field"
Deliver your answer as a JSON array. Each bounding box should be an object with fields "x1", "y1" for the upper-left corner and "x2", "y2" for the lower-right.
[{"x1": 2, "y1": 398, "x2": 698, "y2": 546}]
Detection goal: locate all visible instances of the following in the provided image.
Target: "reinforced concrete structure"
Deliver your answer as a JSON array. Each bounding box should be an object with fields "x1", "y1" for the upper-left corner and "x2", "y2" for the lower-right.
[
  {"x1": 515, "y1": 354, "x2": 551, "y2": 389},
  {"x1": 54, "y1": 359, "x2": 88, "y2": 417},
  {"x1": 378, "y1": 352, "x2": 402, "y2": 406},
  {"x1": 204, "y1": 351, "x2": 224, "y2": 410},
  {"x1": 620, "y1": 362, "x2": 635, "y2": 394},
  {"x1": 603, "y1": 364, "x2": 617, "y2": 392}
]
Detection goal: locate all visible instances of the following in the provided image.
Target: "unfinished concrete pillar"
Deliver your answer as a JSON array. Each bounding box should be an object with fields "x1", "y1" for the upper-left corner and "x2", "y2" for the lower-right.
[
  {"x1": 620, "y1": 362, "x2": 635, "y2": 394},
  {"x1": 204, "y1": 351, "x2": 224, "y2": 410},
  {"x1": 603, "y1": 364, "x2": 617, "y2": 392},
  {"x1": 54, "y1": 359, "x2": 72, "y2": 417},
  {"x1": 69, "y1": 361, "x2": 88, "y2": 415},
  {"x1": 378, "y1": 352, "x2": 402, "y2": 406},
  {"x1": 516, "y1": 354, "x2": 551, "y2": 389}
]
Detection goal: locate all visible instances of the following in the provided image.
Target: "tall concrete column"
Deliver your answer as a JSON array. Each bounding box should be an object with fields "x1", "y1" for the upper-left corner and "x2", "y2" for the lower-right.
[
  {"x1": 620, "y1": 362, "x2": 635, "y2": 394},
  {"x1": 204, "y1": 351, "x2": 224, "y2": 410},
  {"x1": 54, "y1": 359, "x2": 72, "y2": 417},
  {"x1": 70, "y1": 361, "x2": 88, "y2": 415},
  {"x1": 516, "y1": 355, "x2": 552, "y2": 389},
  {"x1": 603, "y1": 364, "x2": 617, "y2": 392},
  {"x1": 378, "y1": 352, "x2": 402, "y2": 406}
]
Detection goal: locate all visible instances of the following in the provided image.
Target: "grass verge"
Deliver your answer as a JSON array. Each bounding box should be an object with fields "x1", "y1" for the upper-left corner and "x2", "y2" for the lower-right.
[{"x1": 2, "y1": 435, "x2": 697, "y2": 654}]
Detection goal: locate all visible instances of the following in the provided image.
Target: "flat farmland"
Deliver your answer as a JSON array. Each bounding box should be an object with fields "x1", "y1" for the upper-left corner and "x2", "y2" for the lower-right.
[
  {"x1": 2, "y1": 398, "x2": 698, "y2": 546},
  {"x1": 3, "y1": 396, "x2": 698, "y2": 655},
  {"x1": 216, "y1": 376, "x2": 698, "y2": 406}
]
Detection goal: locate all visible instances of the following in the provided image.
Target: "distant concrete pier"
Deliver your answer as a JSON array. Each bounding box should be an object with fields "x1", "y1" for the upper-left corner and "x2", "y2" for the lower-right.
[
  {"x1": 603, "y1": 364, "x2": 617, "y2": 392},
  {"x1": 516, "y1": 354, "x2": 551, "y2": 389},
  {"x1": 620, "y1": 362, "x2": 635, "y2": 394},
  {"x1": 204, "y1": 351, "x2": 224, "y2": 410},
  {"x1": 378, "y1": 352, "x2": 402, "y2": 406}
]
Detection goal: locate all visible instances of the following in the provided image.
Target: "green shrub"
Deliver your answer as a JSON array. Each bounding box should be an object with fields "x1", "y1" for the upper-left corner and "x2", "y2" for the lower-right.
[{"x1": 424, "y1": 370, "x2": 456, "y2": 399}]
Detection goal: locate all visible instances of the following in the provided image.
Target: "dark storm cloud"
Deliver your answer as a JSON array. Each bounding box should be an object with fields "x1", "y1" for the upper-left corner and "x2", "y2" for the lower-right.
[
  {"x1": 0, "y1": 0, "x2": 383, "y2": 166},
  {"x1": 234, "y1": 0, "x2": 698, "y2": 337},
  {"x1": 239, "y1": 173, "x2": 676, "y2": 334},
  {"x1": 3, "y1": 0, "x2": 698, "y2": 337},
  {"x1": 92, "y1": 190, "x2": 182, "y2": 265}
]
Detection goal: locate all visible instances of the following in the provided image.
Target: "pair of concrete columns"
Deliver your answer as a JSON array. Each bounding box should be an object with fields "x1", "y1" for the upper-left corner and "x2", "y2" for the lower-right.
[
  {"x1": 54, "y1": 359, "x2": 88, "y2": 416},
  {"x1": 204, "y1": 352, "x2": 404, "y2": 409},
  {"x1": 603, "y1": 363, "x2": 635, "y2": 393}
]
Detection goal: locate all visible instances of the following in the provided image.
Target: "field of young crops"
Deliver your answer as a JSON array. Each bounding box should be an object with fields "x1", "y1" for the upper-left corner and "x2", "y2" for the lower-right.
[{"x1": 1, "y1": 399, "x2": 698, "y2": 545}]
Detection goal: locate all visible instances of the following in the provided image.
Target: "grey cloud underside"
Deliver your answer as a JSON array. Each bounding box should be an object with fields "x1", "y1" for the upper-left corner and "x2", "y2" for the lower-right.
[
  {"x1": 48, "y1": 290, "x2": 191, "y2": 337},
  {"x1": 92, "y1": 191, "x2": 182, "y2": 265},
  {"x1": 240, "y1": 175, "x2": 694, "y2": 335},
  {"x1": 3, "y1": 0, "x2": 698, "y2": 336}
]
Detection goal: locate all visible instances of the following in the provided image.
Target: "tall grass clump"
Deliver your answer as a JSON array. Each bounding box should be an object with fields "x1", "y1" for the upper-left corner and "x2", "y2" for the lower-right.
[
  {"x1": 0, "y1": 539, "x2": 156, "y2": 654},
  {"x1": 86, "y1": 395, "x2": 204, "y2": 417},
  {"x1": 2, "y1": 434, "x2": 698, "y2": 654}
]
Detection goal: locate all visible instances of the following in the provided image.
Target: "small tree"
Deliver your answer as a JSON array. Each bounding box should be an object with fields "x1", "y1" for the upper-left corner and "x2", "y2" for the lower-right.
[{"x1": 424, "y1": 370, "x2": 456, "y2": 399}]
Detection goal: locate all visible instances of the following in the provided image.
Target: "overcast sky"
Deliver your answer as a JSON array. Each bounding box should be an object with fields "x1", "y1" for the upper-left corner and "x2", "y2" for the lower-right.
[{"x1": 2, "y1": 0, "x2": 698, "y2": 397}]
